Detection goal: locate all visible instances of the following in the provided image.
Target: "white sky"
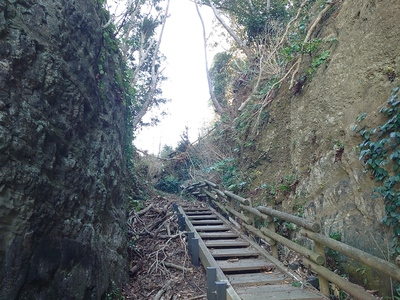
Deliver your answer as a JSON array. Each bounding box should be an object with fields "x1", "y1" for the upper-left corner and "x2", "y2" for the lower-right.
[{"x1": 134, "y1": 0, "x2": 218, "y2": 155}]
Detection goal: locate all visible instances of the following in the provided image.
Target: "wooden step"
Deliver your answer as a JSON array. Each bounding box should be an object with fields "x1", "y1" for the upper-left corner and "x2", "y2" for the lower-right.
[
  {"x1": 188, "y1": 215, "x2": 217, "y2": 220},
  {"x1": 199, "y1": 232, "x2": 239, "y2": 239},
  {"x1": 191, "y1": 220, "x2": 224, "y2": 225},
  {"x1": 194, "y1": 225, "x2": 230, "y2": 232},
  {"x1": 236, "y1": 284, "x2": 324, "y2": 300},
  {"x1": 218, "y1": 259, "x2": 275, "y2": 272},
  {"x1": 185, "y1": 210, "x2": 213, "y2": 215},
  {"x1": 210, "y1": 248, "x2": 259, "y2": 258},
  {"x1": 205, "y1": 240, "x2": 250, "y2": 248},
  {"x1": 183, "y1": 207, "x2": 210, "y2": 212},
  {"x1": 228, "y1": 272, "x2": 289, "y2": 287}
]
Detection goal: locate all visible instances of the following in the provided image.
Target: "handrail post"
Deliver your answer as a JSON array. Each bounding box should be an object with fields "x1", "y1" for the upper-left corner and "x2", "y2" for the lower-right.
[
  {"x1": 206, "y1": 267, "x2": 217, "y2": 300},
  {"x1": 314, "y1": 239, "x2": 329, "y2": 296},
  {"x1": 268, "y1": 220, "x2": 279, "y2": 259},
  {"x1": 247, "y1": 198, "x2": 254, "y2": 226}
]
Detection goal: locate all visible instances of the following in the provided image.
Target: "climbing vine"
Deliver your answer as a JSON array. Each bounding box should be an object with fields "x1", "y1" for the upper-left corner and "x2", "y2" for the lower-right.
[{"x1": 356, "y1": 87, "x2": 400, "y2": 255}]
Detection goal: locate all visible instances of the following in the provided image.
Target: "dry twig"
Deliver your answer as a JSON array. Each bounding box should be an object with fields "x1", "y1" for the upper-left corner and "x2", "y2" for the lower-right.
[
  {"x1": 163, "y1": 261, "x2": 193, "y2": 273},
  {"x1": 137, "y1": 204, "x2": 153, "y2": 216},
  {"x1": 153, "y1": 280, "x2": 171, "y2": 300},
  {"x1": 289, "y1": 2, "x2": 335, "y2": 89}
]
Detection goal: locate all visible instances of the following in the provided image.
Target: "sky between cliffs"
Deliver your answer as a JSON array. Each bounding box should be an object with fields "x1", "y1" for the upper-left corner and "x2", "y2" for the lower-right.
[{"x1": 134, "y1": 0, "x2": 220, "y2": 155}]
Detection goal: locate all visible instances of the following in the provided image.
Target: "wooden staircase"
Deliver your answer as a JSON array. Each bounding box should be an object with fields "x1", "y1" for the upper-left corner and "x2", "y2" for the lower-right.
[{"x1": 180, "y1": 206, "x2": 325, "y2": 300}]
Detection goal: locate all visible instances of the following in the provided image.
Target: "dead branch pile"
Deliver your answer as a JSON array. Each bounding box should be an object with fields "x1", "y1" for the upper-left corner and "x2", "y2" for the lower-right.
[{"x1": 124, "y1": 195, "x2": 206, "y2": 300}]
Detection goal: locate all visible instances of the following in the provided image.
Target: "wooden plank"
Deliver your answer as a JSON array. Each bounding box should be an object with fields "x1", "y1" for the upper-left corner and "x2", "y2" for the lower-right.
[
  {"x1": 199, "y1": 232, "x2": 239, "y2": 239},
  {"x1": 188, "y1": 215, "x2": 217, "y2": 220},
  {"x1": 185, "y1": 211, "x2": 213, "y2": 215},
  {"x1": 194, "y1": 225, "x2": 230, "y2": 232},
  {"x1": 191, "y1": 219, "x2": 224, "y2": 225},
  {"x1": 183, "y1": 207, "x2": 210, "y2": 212},
  {"x1": 178, "y1": 206, "x2": 242, "y2": 300},
  {"x1": 218, "y1": 259, "x2": 275, "y2": 272},
  {"x1": 236, "y1": 285, "x2": 324, "y2": 300},
  {"x1": 210, "y1": 248, "x2": 259, "y2": 258},
  {"x1": 205, "y1": 240, "x2": 250, "y2": 248},
  {"x1": 228, "y1": 272, "x2": 289, "y2": 287}
]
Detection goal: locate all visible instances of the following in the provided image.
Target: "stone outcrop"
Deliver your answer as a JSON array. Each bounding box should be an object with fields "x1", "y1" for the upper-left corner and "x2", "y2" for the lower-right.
[
  {"x1": 0, "y1": 1, "x2": 127, "y2": 299},
  {"x1": 252, "y1": 0, "x2": 400, "y2": 293}
]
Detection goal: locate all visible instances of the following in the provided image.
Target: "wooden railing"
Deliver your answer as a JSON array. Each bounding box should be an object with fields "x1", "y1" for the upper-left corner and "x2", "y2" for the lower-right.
[{"x1": 182, "y1": 180, "x2": 400, "y2": 300}]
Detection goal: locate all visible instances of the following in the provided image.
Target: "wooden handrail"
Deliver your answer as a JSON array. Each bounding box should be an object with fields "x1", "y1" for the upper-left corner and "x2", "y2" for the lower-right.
[
  {"x1": 183, "y1": 180, "x2": 400, "y2": 299},
  {"x1": 224, "y1": 190, "x2": 250, "y2": 205},
  {"x1": 301, "y1": 228, "x2": 400, "y2": 282},
  {"x1": 257, "y1": 206, "x2": 320, "y2": 232},
  {"x1": 204, "y1": 179, "x2": 218, "y2": 188},
  {"x1": 260, "y1": 227, "x2": 325, "y2": 265},
  {"x1": 303, "y1": 258, "x2": 377, "y2": 300}
]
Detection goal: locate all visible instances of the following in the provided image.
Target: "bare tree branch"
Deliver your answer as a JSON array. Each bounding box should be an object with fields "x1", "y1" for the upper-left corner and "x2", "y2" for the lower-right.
[
  {"x1": 194, "y1": 0, "x2": 225, "y2": 115},
  {"x1": 289, "y1": 1, "x2": 334, "y2": 89},
  {"x1": 208, "y1": 0, "x2": 252, "y2": 59},
  {"x1": 132, "y1": 0, "x2": 171, "y2": 128}
]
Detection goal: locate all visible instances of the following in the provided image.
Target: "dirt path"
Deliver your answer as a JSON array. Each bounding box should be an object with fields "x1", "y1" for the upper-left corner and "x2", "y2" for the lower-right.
[{"x1": 123, "y1": 195, "x2": 207, "y2": 299}]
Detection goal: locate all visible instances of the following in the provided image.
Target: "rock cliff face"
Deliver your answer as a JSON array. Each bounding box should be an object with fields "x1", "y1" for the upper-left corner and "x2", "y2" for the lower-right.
[
  {"x1": 249, "y1": 0, "x2": 399, "y2": 292},
  {"x1": 0, "y1": 1, "x2": 127, "y2": 299}
]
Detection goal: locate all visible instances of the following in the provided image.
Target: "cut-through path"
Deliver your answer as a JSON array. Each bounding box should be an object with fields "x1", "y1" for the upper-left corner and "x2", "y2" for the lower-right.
[{"x1": 178, "y1": 204, "x2": 327, "y2": 300}]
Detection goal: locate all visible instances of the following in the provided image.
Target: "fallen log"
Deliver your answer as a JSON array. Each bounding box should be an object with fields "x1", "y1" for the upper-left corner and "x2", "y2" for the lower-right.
[{"x1": 163, "y1": 261, "x2": 193, "y2": 272}]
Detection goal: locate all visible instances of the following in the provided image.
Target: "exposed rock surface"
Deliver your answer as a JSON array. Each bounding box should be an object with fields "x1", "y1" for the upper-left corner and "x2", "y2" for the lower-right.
[
  {"x1": 247, "y1": 0, "x2": 400, "y2": 293},
  {"x1": 0, "y1": 1, "x2": 127, "y2": 299}
]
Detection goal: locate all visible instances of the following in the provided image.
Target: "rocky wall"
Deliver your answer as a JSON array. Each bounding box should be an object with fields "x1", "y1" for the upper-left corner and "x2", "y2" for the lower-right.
[
  {"x1": 0, "y1": 0, "x2": 127, "y2": 299},
  {"x1": 251, "y1": 0, "x2": 400, "y2": 293},
  {"x1": 287, "y1": 0, "x2": 399, "y2": 291}
]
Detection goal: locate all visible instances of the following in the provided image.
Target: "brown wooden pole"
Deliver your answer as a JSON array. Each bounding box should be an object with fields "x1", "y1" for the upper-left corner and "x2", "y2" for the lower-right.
[
  {"x1": 257, "y1": 206, "x2": 320, "y2": 232},
  {"x1": 204, "y1": 179, "x2": 218, "y2": 188},
  {"x1": 240, "y1": 205, "x2": 273, "y2": 222},
  {"x1": 247, "y1": 198, "x2": 254, "y2": 226},
  {"x1": 260, "y1": 227, "x2": 325, "y2": 265},
  {"x1": 303, "y1": 258, "x2": 377, "y2": 300},
  {"x1": 212, "y1": 200, "x2": 229, "y2": 216},
  {"x1": 224, "y1": 191, "x2": 250, "y2": 205},
  {"x1": 314, "y1": 241, "x2": 330, "y2": 297},
  {"x1": 242, "y1": 223, "x2": 276, "y2": 246},
  {"x1": 267, "y1": 221, "x2": 279, "y2": 259},
  {"x1": 301, "y1": 228, "x2": 400, "y2": 282},
  {"x1": 204, "y1": 190, "x2": 217, "y2": 200},
  {"x1": 224, "y1": 205, "x2": 252, "y2": 225}
]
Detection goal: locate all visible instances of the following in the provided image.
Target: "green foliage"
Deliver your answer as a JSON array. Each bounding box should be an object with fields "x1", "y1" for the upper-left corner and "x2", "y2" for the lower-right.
[
  {"x1": 206, "y1": 158, "x2": 240, "y2": 190},
  {"x1": 306, "y1": 49, "x2": 330, "y2": 74},
  {"x1": 282, "y1": 38, "x2": 323, "y2": 61},
  {"x1": 278, "y1": 174, "x2": 298, "y2": 195},
  {"x1": 154, "y1": 175, "x2": 181, "y2": 194},
  {"x1": 127, "y1": 199, "x2": 144, "y2": 212},
  {"x1": 291, "y1": 281, "x2": 302, "y2": 287},
  {"x1": 259, "y1": 183, "x2": 277, "y2": 203},
  {"x1": 356, "y1": 87, "x2": 400, "y2": 256},
  {"x1": 275, "y1": 218, "x2": 296, "y2": 239},
  {"x1": 113, "y1": 0, "x2": 168, "y2": 128},
  {"x1": 206, "y1": 0, "x2": 292, "y2": 44},
  {"x1": 292, "y1": 194, "x2": 306, "y2": 217},
  {"x1": 160, "y1": 144, "x2": 174, "y2": 158},
  {"x1": 209, "y1": 52, "x2": 233, "y2": 108},
  {"x1": 106, "y1": 281, "x2": 124, "y2": 300}
]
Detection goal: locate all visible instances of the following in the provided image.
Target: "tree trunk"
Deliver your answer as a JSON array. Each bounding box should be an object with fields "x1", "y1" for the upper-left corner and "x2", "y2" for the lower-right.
[
  {"x1": 131, "y1": 0, "x2": 170, "y2": 128},
  {"x1": 209, "y1": 1, "x2": 252, "y2": 59},
  {"x1": 194, "y1": 0, "x2": 225, "y2": 115}
]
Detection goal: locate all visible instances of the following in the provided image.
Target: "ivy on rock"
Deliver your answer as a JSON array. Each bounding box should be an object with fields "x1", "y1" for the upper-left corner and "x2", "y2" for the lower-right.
[{"x1": 356, "y1": 87, "x2": 400, "y2": 256}]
